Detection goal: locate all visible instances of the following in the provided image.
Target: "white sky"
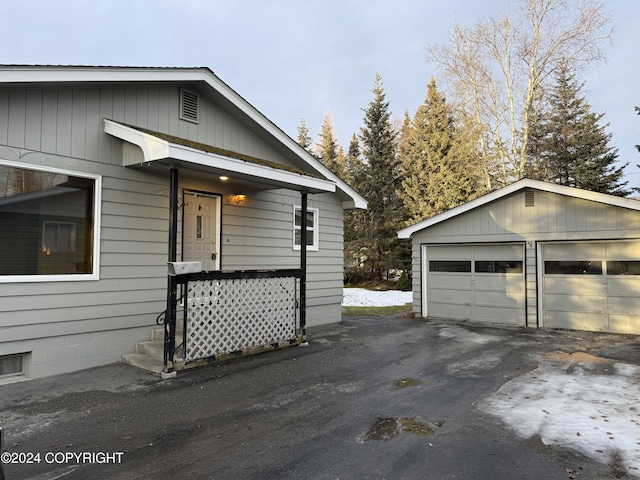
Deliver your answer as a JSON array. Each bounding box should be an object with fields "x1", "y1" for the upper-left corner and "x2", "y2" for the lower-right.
[{"x1": 2, "y1": 0, "x2": 638, "y2": 187}]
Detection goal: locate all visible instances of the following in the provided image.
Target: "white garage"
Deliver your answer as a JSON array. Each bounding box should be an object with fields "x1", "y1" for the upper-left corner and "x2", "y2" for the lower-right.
[{"x1": 399, "y1": 179, "x2": 640, "y2": 335}]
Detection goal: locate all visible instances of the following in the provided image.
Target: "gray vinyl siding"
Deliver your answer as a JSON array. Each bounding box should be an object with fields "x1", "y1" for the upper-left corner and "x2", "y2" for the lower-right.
[
  {"x1": 410, "y1": 189, "x2": 640, "y2": 323},
  {"x1": 0, "y1": 82, "x2": 345, "y2": 364},
  {"x1": 0, "y1": 86, "x2": 299, "y2": 171}
]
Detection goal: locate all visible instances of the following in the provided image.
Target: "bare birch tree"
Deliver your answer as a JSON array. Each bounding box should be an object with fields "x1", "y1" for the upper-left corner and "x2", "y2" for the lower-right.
[{"x1": 428, "y1": 0, "x2": 613, "y2": 188}]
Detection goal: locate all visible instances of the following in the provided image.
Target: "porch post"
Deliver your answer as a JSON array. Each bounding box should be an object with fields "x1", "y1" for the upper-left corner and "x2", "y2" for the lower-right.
[
  {"x1": 300, "y1": 192, "x2": 307, "y2": 335},
  {"x1": 164, "y1": 167, "x2": 179, "y2": 370}
]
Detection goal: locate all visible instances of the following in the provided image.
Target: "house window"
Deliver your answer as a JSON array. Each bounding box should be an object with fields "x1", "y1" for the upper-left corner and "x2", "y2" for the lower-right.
[
  {"x1": 293, "y1": 206, "x2": 319, "y2": 251},
  {"x1": 43, "y1": 221, "x2": 76, "y2": 253},
  {"x1": 0, "y1": 161, "x2": 100, "y2": 281},
  {"x1": 0, "y1": 353, "x2": 27, "y2": 378}
]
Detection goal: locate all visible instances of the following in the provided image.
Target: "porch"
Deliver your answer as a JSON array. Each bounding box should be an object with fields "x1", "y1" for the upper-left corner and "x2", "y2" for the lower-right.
[{"x1": 121, "y1": 268, "x2": 304, "y2": 375}]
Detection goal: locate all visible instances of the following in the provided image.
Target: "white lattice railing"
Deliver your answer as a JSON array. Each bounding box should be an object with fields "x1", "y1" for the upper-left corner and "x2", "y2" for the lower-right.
[{"x1": 180, "y1": 271, "x2": 301, "y2": 363}]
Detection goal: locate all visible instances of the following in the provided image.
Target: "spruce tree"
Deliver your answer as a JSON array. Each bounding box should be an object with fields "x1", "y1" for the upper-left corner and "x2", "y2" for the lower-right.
[
  {"x1": 297, "y1": 118, "x2": 313, "y2": 152},
  {"x1": 400, "y1": 78, "x2": 480, "y2": 224},
  {"x1": 530, "y1": 63, "x2": 630, "y2": 196},
  {"x1": 316, "y1": 112, "x2": 346, "y2": 179},
  {"x1": 354, "y1": 74, "x2": 403, "y2": 281}
]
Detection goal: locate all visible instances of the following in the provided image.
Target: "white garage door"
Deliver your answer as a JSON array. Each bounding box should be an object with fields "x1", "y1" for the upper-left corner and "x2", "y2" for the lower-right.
[
  {"x1": 541, "y1": 241, "x2": 640, "y2": 334},
  {"x1": 424, "y1": 244, "x2": 526, "y2": 325}
]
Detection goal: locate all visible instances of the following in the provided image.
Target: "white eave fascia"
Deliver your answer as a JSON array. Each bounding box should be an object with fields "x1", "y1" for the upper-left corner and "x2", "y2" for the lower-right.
[
  {"x1": 104, "y1": 120, "x2": 336, "y2": 194},
  {"x1": 397, "y1": 178, "x2": 640, "y2": 239}
]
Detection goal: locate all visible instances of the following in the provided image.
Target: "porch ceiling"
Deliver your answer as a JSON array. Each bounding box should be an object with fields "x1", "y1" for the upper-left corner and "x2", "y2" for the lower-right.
[{"x1": 104, "y1": 120, "x2": 336, "y2": 194}]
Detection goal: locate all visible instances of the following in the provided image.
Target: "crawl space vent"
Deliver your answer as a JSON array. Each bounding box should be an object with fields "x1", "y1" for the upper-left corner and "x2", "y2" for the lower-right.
[
  {"x1": 180, "y1": 88, "x2": 199, "y2": 123},
  {"x1": 524, "y1": 188, "x2": 535, "y2": 207}
]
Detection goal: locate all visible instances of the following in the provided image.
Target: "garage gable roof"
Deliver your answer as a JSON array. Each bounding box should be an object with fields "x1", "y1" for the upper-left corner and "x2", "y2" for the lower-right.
[{"x1": 398, "y1": 179, "x2": 640, "y2": 239}]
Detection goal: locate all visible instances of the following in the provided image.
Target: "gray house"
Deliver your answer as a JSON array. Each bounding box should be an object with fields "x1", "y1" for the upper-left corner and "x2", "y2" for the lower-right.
[
  {"x1": 0, "y1": 65, "x2": 366, "y2": 380},
  {"x1": 398, "y1": 179, "x2": 640, "y2": 335}
]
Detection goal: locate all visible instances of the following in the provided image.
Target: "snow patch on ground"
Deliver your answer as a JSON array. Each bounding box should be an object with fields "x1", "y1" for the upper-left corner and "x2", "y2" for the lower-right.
[
  {"x1": 342, "y1": 288, "x2": 412, "y2": 307},
  {"x1": 479, "y1": 357, "x2": 640, "y2": 475}
]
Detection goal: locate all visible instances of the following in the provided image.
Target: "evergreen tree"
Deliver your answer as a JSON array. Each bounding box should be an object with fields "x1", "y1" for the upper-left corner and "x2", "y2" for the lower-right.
[
  {"x1": 297, "y1": 118, "x2": 313, "y2": 152},
  {"x1": 343, "y1": 134, "x2": 363, "y2": 187},
  {"x1": 400, "y1": 77, "x2": 481, "y2": 224},
  {"x1": 529, "y1": 63, "x2": 630, "y2": 196},
  {"x1": 353, "y1": 74, "x2": 403, "y2": 281},
  {"x1": 315, "y1": 112, "x2": 346, "y2": 178}
]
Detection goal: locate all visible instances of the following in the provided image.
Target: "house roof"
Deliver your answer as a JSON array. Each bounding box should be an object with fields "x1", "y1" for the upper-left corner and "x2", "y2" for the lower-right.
[
  {"x1": 0, "y1": 65, "x2": 367, "y2": 209},
  {"x1": 397, "y1": 178, "x2": 640, "y2": 239},
  {"x1": 104, "y1": 120, "x2": 336, "y2": 194}
]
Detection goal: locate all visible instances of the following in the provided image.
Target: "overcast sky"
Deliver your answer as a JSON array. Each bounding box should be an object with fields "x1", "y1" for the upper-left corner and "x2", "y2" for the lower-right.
[{"x1": 2, "y1": 0, "x2": 639, "y2": 187}]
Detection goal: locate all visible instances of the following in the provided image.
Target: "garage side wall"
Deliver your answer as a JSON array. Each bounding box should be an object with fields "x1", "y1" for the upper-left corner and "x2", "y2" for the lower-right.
[{"x1": 410, "y1": 189, "x2": 640, "y2": 326}]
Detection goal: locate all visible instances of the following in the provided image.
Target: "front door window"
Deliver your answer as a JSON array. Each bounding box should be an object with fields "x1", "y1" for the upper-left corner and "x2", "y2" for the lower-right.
[{"x1": 183, "y1": 192, "x2": 221, "y2": 271}]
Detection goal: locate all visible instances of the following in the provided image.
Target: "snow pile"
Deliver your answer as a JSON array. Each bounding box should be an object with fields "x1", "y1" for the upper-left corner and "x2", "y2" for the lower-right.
[
  {"x1": 342, "y1": 288, "x2": 412, "y2": 307},
  {"x1": 479, "y1": 356, "x2": 640, "y2": 475}
]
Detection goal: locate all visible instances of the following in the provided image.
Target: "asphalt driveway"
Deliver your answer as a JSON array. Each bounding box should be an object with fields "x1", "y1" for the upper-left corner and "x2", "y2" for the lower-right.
[{"x1": 1, "y1": 315, "x2": 639, "y2": 480}]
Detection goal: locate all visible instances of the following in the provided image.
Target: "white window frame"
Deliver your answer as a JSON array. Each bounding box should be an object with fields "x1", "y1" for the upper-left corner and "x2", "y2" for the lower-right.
[
  {"x1": 293, "y1": 206, "x2": 319, "y2": 252},
  {"x1": 0, "y1": 159, "x2": 101, "y2": 283}
]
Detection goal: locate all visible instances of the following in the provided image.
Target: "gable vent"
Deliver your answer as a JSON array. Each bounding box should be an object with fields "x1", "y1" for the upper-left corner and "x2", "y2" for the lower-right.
[
  {"x1": 180, "y1": 88, "x2": 199, "y2": 123},
  {"x1": 524, "y1": 188, "x2": 535, "y2": 207}
]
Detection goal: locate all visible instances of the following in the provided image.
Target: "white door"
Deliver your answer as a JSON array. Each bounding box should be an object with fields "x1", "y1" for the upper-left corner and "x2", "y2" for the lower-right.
[
  {"x1": 424, "y1": 244, "x2": 526, "y2": 325},
  {"x1": 541, "y1": 241, "x2": 640, "y2": 334},
  {"x1": 183, "y1": 192, "x2": 221, "y2": 271}
]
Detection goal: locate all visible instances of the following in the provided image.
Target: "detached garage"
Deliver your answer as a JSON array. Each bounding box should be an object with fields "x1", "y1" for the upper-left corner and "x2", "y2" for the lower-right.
[{"x1": 398, "y1": 179, "x2": 640, "y2": 335}]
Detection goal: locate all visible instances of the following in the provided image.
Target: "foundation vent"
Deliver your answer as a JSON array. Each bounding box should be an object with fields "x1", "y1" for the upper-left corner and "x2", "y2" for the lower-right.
[
  {"x1": 524, "y1": 188, "x2": 535, "y2": 207},
  {"x1": 180, "y1": 88, "x2": 199, "y2": 123}
]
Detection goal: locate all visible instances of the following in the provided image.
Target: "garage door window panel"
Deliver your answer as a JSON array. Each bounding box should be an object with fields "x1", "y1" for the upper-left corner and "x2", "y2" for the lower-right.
[
  {"x1": 475, "y1": 261, "x2": 523, "y2": 273},
  {"x1": 544, "y1": 261, "x2": 602, "y2": 275},
  {"x1": 429, "y1": 261, "x2": 471, "y2": 272},
  {"x1": 607, "y1": 261, "x2": 640, "y2": 276}
]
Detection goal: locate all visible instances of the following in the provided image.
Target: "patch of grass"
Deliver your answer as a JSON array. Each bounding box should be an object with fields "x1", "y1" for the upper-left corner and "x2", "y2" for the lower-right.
[{"x1": 342, "y1": 303, "x2": 412, "y2": 316}]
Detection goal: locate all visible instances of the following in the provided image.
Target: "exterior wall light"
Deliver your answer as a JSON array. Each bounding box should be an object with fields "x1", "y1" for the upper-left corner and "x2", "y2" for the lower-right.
[{"x1": 230, "y1": 192, "x2": 246, "y2": 204}]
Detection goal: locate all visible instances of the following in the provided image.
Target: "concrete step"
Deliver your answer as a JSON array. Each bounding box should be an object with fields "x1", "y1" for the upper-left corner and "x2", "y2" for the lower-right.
[
  {"x1": 121, "y1": 324, "x2": 184, "y2": 376},
  {"x1": 151, "y1": 326, "x2": 184, "y2": 342},
  {"x1": 120, "y1": 352, "x2": 164, "y2": 375},
  {"x1": 136, "y1": 340, "x2": 164, "y2": 359}
]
